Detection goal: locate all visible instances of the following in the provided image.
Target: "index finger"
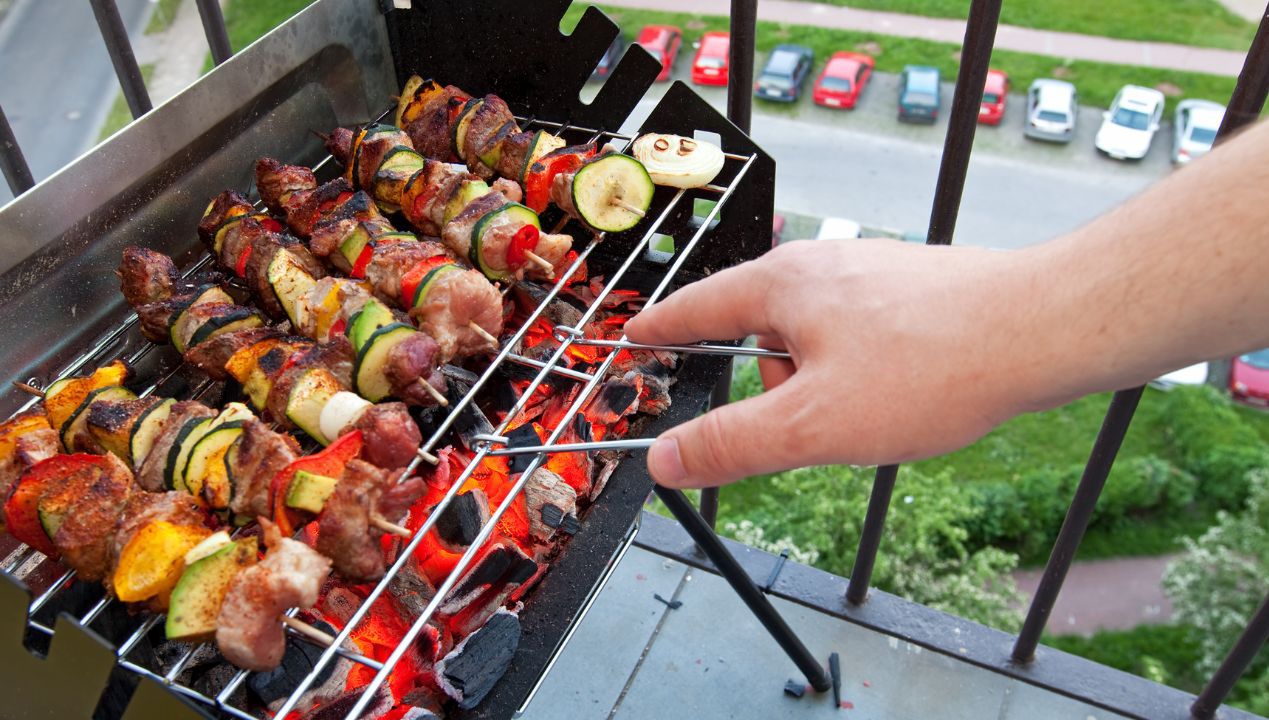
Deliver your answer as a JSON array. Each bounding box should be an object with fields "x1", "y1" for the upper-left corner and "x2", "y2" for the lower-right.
[{"x1": 625, "y1": 255, "x2": 776, "y2": 345}]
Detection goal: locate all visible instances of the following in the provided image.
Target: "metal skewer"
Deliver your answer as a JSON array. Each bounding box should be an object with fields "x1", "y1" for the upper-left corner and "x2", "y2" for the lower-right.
[
  {"x1": 474, "y1": 435, "x2": 654, "y2": 456},
  {"x1": 552, "y1": 330, "x2": 791, "y2": 360}
]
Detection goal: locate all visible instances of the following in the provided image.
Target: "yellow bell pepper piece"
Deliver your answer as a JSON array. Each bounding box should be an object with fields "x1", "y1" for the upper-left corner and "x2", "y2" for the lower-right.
[{"x1": 114, "y1": 521, "x2": 211, "y2": 603}]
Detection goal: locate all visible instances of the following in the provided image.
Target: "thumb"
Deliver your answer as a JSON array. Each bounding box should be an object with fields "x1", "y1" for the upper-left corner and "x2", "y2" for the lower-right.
[{"x1": 647, "y1": 380, "x2": 808, "y2": 489}]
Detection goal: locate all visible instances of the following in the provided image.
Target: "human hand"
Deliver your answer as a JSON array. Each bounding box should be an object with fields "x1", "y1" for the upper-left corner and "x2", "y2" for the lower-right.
[{"x1": 625, "y1": 238, "x2": 1036, "y2": 489}]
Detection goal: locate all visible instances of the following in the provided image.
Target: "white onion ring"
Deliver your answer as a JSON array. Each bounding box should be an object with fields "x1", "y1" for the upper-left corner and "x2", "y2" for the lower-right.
[{"x1": 632, "y1": 133, "x2": 725, "y2": 189}]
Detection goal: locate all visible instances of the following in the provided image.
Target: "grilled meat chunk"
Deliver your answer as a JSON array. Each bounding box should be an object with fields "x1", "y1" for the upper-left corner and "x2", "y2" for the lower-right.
[
  {"x1": 52, "y1": 453, "x2": 134, "y2": 582},
  {"x1": 228, "y1": 419, "x2": 300, "y2": 519},
  {"x1": 409, "y1": 267, "x2": 503, "y2": 360},
  {"x1": 442, "y1": 191, "x2": 570, "y2": 281},
  {"x1": 364, "y1": 240, "x2": 451, "y2": 306},
  {"x1": 110, "y1": 491, "x2": 206, "y2": 574},
  {"x1": 0, "y1": 424, "x2": 60, "y2": 532},
  {"x1": 136, "y1": 401, "x2": 216, "y2": 491},
  {"x1": 285, "y1": 178, "x2": 356, "y2": 238},
  {"x1": 119, "y1": 246, "x2": 178, "y2": 306},
  {"x1": 352, "y1": 403, "x2": 422, "y2": 470},
  {"x1": 255, "y1": 157, "x2": 316, "y2": 213},
  {"x1": 184, "y1": 327, "x2": 285, "y2": 380},
  {"x1": 217, "y1": 519, "x2": 332, "y2": 671},
  {"x1": 384, "y1": 333, "x2": 448, "y2": 406},
  {"x1": 317, "y1": 460, "x2": 425, "y2": 583},
  {"x1": 458, "y1": 95, "x2": 516, "y2": 179},
  {"x1": 398, "y1": 85, "x2": 470, "y2": 163}
]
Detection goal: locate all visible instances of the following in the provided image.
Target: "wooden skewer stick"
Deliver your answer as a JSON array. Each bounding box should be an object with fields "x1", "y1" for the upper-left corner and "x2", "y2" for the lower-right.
[
  {"x1": 309, "y1": 129, "x2": 331, "y2": 143},
  {"x1": 281, "y1": 615, "x2": 337, "y2": 646},
  {"x1": 12, "y1": 382, "x2": 44, "y2": 398},
  {"x1": 417, "y1": 379, "x2": 449, "y2": 407},
  {"x1": 611, "y1": 198, "x2": 646, "y2": 217},
  {"x1": 523, "y1": 251, "x2": 555, "y2": 275},
  {"x1": 370, "y1": 515, "x2": 413, "y2": 538},
  {"x1": 468, "y1": 321, "x2": 499, "y2": 347},
  {"x1": 417, "y1": 448, "x2": 440, "y2": 465}
]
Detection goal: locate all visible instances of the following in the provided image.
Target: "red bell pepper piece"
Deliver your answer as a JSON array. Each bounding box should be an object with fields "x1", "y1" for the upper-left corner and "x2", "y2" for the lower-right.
[
  {"x1": 259, "y1": 217, "x2": 285, "y2": 234},
  {"x1": 234, "y1": 243, "x2": 253, "y2": 278},
  {"x1": 399, "y1": 256, "x2": 456, "y2": 308},
  {"x1": 523, "y1": 147, "x2": 598, "y2": 213},
  {"x1": 350, "y1": 242, "x2": 375, "y2": 279},
  {"x1": 330, "y1": 317, "x2": 348, "y2": 337},
  {"x1": 4, "y1": 454, "x2": 109, "y2": 558},
  {"x1": 506, "y1": 224, "x2": 540, "y2": 269},
  {"x1": 270, "y1": 430, "x2": 364, "y2": 536}
]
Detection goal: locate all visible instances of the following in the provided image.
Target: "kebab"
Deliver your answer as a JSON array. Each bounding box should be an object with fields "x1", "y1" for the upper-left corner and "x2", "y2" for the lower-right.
[
  {"x1": 241, "y1": 165, "x2": 506, "y2": 362},
  {"x1": 387, "y1": 78, "x2": 655, "y2": 232}
]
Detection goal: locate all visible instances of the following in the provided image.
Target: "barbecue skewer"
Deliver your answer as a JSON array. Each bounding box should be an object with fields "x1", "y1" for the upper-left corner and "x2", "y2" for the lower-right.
[
  {"x1": 472, "y1": 434, "x2": 655, "y2": 456},
  {"x1": 551, "y1": 331, "x2": 793, "y2": 360}
]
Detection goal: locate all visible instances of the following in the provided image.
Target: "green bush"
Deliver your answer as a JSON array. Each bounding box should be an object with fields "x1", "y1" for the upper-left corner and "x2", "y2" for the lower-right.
[{"x1": 1163, "y1": 386, "x2": 1269, "y2": 509}]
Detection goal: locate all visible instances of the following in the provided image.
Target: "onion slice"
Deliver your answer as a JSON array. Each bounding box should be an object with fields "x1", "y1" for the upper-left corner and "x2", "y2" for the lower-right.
[
  {"x1": 319, "y1": 391, "x2": 372, "y2": 442},
  {"x1": 632, "y1": 133, "x2": 725, "y2": 189}
]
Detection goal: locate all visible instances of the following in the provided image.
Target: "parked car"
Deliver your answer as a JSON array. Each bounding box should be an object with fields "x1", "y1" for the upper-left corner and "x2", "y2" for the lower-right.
[
  {"x1": 898, "y1": 65, "x2": 941, "y2": 123},
  {"x1": 636, "y1": 25, "x2": 683, "y2": 82},
  {"x1": 772, "y1": 214, "x2": 786, "y2": 246},
  {"x1": 814, "y1": 217, "x2": 862, "y2": 240},
  {"x1": 592, "y1": 34, "x2": 625, "y2": 79},
  {"x1": 1152, "y1": 362, "x2": 1210, "y2": 390},
  {"x1": 812, "y1": 51, "x2": 874, "y2": 109},
  {"x1": 1024, "y1": 79, "x2": 1078, "y2": 143},
  {"x1": 691, "y1": 31, "x2": 730, "y2": 86},
  {"x1": 1172, "y1": 99, "x2": 1225, "y2": 165},
  {"x1": 1094, "y1": 85, "x2": 1165, "y2": 160},
  {"x1": 1231, "y1": 349, "x2": 1269, "y2": 407},
  {"x1": 978, "y1": 69, "x2": 1008, "y2": 125},
  {"x1": 755, "y1": 44, "x2": 814, "y2": 102}
]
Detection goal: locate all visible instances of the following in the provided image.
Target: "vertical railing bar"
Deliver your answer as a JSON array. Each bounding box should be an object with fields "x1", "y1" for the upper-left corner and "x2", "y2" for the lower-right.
[
  {"x1": 1217, "y1": 8, "x2": 1269, "y2": 139},
  {"x1": 88, "y1": 0, "x2": 153, "y2": 120},
  {"x1": 195, "y1": 0, "x2": 234, "y2": 66},
  {"x1": 1011, "y1": 387, "x2": 1144, "y2": 660},
  {"x1": 1190, "y1": 592, "x2": 1269, "y2": 719},
  {"x1": 846, "y1": 0, "x2": 1002, "y2": 605},
  {"x1": 0, "y1": 103, "x2": 35, "y2": 196}
]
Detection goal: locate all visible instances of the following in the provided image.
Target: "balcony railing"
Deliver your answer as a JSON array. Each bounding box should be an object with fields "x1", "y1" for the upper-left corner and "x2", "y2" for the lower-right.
[{"x1": 0, "y1": 1, "x2": 1265, "y2": 719}]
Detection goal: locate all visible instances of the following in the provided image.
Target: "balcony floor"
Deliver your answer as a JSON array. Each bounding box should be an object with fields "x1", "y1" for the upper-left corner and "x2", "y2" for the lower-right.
[{"x1": 519, "y1": 544, "x2": 1131, "y2": 720}]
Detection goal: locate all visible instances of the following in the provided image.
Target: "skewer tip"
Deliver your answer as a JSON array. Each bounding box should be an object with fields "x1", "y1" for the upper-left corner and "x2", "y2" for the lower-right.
[
  {"x1": 280, "y1": 615, "x2": 337, "y2": 646},
  {"x1": 418, "y1": 448, "x2": 440, "y2": 465},
  {"x1": 370, "y1": 515, "x2": 413, "y2": 538},
  {"x1": 611, "y1": 198, "x2": 647, "y2": 218},
  {"x1": 523, "y1": 251, "x2": 555, "y2": 277},
  {"x1": 309, "y1": 128, "x2": 331, "y2": 143},
  {"x1": 417, "y1": 379, "x2": 449, "y2": 407},
  {"x1": 12, "y1": 381, "x2": 44, "y2": 398},
  {"x1": 468, "y1": 321, "x2": 499, "y2": 347}
]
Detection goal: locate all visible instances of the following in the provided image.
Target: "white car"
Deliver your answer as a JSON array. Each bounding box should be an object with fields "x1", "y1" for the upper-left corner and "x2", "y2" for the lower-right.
[
  {"x1": 814, "y1": 217, "x2": 862, "y2": 240},
  {"x1": 1095, "y1": 85, "x2": 1165, "y2": 160},
  {"x1": 1151, "y1": 362, "x2": 1210, "y2": 390},
  {"x1": 1024, "y1": 79, "x2": 1078, "y2": 143},
  {"x1": 1172, "y1": 99, "x2": 1225, "y2": 165}
]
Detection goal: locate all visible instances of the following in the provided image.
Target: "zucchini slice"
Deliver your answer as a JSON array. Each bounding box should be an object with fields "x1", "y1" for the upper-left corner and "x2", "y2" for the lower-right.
[
  {"x1": 286, "y1": 470, "x2": 339, "y2": 514},
  {"x1": 183, "y1": 423, "x2": 244, "y2": 505},
  {"x1": 338, "y1": 224, "x2": 373, "y2": 270},
  {"x1": 395, "y1": 76, "x2": 426, "y2": 129},
  {"x1": 353, "y1": 323, "x2": 415, "y2": 402},
  {"x1": 266, "y1": 250, "x2": 317, "y2": 330},
  {"x1": 166, "y1": 403, "x2": 253, "y2": 493},
  {"x1": 411, "y1": 263, "x2": 463, "y2": 311},
  {"x1": 61, "y1": 386, "x2": 136, "y2": 453},
  {"x1": 285, "y1": 368, "x2": 342, "y2": 445},
  {"x1": 451, "y1": 98, "x2": 484, "y2": 160},
  {"x1": 169, "y1": 285, "x2": 234, "y2": 353},
  {"x1": 130, "y1": 398, "x2": 175, "y2": 471},
  {"x1": 571, "y1": 154, "x2": 654, "y2": 233},
  {"x1": 477, "y1": 120, "x2": 518, "y2": 169},
  {"x1": 188, "y1": 308, "x2": 264, "y2": 349},
  {"x1": 469, "y1": 202, "x2": 541, "y2": 281},
  {"x1": 347, "y1": 300, "x2": 396, "y2": 355},
  {"x1": 443, "y1": 180, "x2": 490, "y2": 226}
]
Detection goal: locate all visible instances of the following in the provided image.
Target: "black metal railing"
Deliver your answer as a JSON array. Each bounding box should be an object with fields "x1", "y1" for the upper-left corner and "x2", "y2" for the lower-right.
[{"x1": 0, "y1": 2, "x2": 1266, "y2": 720}]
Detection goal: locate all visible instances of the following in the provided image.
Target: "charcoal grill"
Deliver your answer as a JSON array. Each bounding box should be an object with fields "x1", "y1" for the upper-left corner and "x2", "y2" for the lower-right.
[{"x1": 0, "y1": 1, "x2": 788, "y2": 718}]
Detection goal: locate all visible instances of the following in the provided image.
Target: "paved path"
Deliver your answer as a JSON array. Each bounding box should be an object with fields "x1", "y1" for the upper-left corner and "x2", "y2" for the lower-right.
[
  {"x1": 598, "y1": 0, "x2": 1248, "y2": 76},
  {"x1": 133, "y1": 0, "x2": 217, "y2": 108},
  {"x1": 1217, "y1": 0, "x2": 1266, "y2": 22},
  {"x1": 1013, "y1": 554, "x2": 1177, "y2": 635}
]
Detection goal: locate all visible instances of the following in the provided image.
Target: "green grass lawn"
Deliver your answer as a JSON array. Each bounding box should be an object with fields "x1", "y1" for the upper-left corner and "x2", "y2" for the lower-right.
[
  {"x1": 811, "y1": 0, "x2": 1257, "y2": 51},
  {"x1": 201, "y1": 0, "x2": 314, "y2": 72},
  {"x1": 97, "y1": 64, "x2": 156, "y2": 141},
  {"x1": 569, "y1": 5, "x2": 1239, "y2": 114}
]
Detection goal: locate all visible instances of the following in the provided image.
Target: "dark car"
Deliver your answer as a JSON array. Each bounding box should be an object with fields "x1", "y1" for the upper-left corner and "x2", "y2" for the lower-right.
[
  {"x1": 899, "y1": 65, "x2": 941, "y2": 123},
  {"x1": 593, "y1": 34, "x2": 625, "y2": 79},
  {"x1": 754, "y1": 44, "x2": 813, "y2": 102}
]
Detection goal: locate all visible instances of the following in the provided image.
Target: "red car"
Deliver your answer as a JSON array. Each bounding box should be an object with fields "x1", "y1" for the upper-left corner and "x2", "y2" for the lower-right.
[
  {"x1": 636, "y1": 25, "x2": 683, "y2": 82},
  {"x1": 979, "y1": 69, "x2": 1008, "y2": 125},
  {"x1": 691, "y1": 31, "x2": 730, "y2": 86},
  {"x1": 812, "y1": 51, "x2": 874, "y2": 109},
  {"x1": 1231, "y1": 349, "x2": 1269, "y2": 407}
]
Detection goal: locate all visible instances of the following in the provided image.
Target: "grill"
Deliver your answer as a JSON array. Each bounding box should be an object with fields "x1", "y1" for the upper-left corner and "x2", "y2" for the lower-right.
[{"x1": 0, "y1": 1, "x2": 778, "y2": 718}]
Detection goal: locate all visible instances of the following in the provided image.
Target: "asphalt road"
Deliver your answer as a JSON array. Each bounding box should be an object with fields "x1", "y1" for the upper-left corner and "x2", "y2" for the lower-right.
[
  {"x1": 0, "y1": 0, "x2": 152, "y2": 205},
  {"x1": 612, "y1": 57, "x2": 1176, "y2": 249}
]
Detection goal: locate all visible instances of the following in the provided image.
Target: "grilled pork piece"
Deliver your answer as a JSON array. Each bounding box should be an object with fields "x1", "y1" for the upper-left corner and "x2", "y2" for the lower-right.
[
  {"x1": 351, "y1": 403, "x2": 422, "y2": 470},
  {"x1": 411, "y1": 267, "x2": 505, "y2": 360},
  {"x1": 316, "y1": 459, "x2": 425, "y2": 582},
  {"x1": 184, "y1": 327, "x2": 285, "y2": 380},
  {"x1": 442, "y1": 192, "x2": 572, "y2": 276},
  {"x1": 217, "y1": 518, "x2": 332, "y2": 671},
  {"x1": 459, "y1": 95, "x2": 517, "y2": 179},
  {"x1": 110, "y1": 491, "x2": 206, "y2": 574},
  {"x1": 0, "y1": 423, "x2": 60, "y2": 532},
  {"x1": 119, "y1": 245, "x2": 178, "y2": 306},
  {"x1": 136, "y1": 402, "x2": 217, "y2": 491},
  {"x1": 52, "y1": 453, "x2": 134, "y2": 582},
  {"x1": 364, "y1": 240, "x2": 452, "y2": 304},
  {"x1": 229, "y1": 419, "x2": 300, "y2": 519}
]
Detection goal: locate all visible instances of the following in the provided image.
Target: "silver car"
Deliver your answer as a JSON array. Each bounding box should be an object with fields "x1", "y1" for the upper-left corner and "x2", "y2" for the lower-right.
[
  {"x1": 1172, "y1": 99, "x2": 1225, "y2": 165},
  {"x1": 1024, "y1": 79, "x2": 1077, "y2": 143}
]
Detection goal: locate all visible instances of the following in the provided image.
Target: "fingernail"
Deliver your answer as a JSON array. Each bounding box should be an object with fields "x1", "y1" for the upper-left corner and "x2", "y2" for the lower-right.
[{"x1": 647, "y1": 437, "x2": 686, "y2": 487}]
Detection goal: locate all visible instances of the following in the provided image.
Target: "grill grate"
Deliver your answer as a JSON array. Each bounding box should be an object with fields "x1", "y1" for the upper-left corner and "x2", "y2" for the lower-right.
[{"x1": 1, "y1": 111, "x2": 760, "y2": 719}]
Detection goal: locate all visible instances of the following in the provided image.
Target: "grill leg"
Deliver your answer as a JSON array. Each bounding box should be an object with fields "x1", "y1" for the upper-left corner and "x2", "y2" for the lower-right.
[
  {"x1": 845, "y1": 464, "x2": 897, "y2": 604},
  {"x1": 0, "y1": 104, "x2": 34, "y2": 196},
  {"x1": 655, "y1": 486, "x2": 832, "y2": 692},
  {"x1": 1190, "y1": 592, "x2": 1269, "y2": 719}
]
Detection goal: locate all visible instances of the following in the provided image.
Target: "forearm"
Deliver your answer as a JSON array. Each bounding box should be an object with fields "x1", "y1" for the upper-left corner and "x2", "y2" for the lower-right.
[{"x1": 1012, "y1": 119, "x2": 1269, "y2": 411}]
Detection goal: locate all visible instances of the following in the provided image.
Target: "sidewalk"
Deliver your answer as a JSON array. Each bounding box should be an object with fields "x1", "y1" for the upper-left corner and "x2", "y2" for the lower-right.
[
  {"x1": 1013, "y1": 554, "x2": 1177, "y2": 635},
  {"x1": 596, "y1": 0, "x2": 1248, "y2": 76}
]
